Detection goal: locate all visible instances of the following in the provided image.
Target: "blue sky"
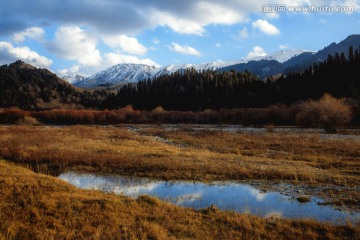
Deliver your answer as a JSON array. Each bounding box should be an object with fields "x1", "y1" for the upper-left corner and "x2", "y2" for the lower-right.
[{"x1": 0, "y1": 0, "x2": 359, "y2": 76}]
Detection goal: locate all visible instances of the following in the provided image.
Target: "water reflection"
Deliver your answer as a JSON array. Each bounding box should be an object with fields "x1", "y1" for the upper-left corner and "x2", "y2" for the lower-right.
[{"x1": 59, "y1": 172, "x2": 359, "y2": 224}]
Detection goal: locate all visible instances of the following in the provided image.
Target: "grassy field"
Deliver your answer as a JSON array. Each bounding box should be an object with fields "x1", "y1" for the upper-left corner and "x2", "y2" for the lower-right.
[
  {"x1": 1, "y1": 160, "x2": 359, "y2": 239},
  {"x1": 0, "y1": 124, "x2": 359, "y2": 239},
  {"x1": 0, "y1": 125, "x2": 359, "y2": 208}
]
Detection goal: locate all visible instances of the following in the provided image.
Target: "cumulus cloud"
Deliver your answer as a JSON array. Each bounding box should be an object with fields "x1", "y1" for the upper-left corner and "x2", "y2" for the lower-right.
[
  {"x1": 149, "y1": 11, "x2": 207, "y2": 35},
  {"x1": 48, "y1": 26, "x2": 102, "y2": 66},
  {"x1": 170, "y1": 42, "x2": 201, "y2": 56},
  {"x1": 215, "y1": 43, "x2": 222, "y2": 48},
  {"x1": 0, "y1": 41, "x2": 52, "y2": 68},
  {"x1": 57, "y1": 65, "x2": 81, "y2": 77},
  {"x1": 48, "y1": 26, "x2": 161, "y2": 76},
  {"x1": 12, "y1": 27, "x2": 45, "y2": 42},
  {"x1": 252, "y1": 19, "x2": 280, "y2": 35},
  {"x1": 149, "y1": 1, "x2": 247, "y2": 35},
  {"x1": 247, "y1": 46, "x2": 267, "y2": 58},
  {"x1": 146, "y1": 1, "x2": 249, "y2": 35},
  {"x1": 103, "y1": 35, "x2": 147, "y2": 55}
]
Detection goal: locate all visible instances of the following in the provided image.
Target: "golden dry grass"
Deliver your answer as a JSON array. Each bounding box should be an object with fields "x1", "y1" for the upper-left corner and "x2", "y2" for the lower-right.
[
  {"x1": 0, "y1": 125, "x2": 359, "y2": 208},
  {"x1": 1, "y1": 160, "x2": 359, "y2": 240}
]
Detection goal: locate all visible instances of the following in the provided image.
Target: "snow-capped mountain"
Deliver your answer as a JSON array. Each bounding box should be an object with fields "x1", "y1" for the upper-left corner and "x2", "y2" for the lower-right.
[
  {"x1": 62, "y1": 74, "x2": 86, "y2": 84},
  {"x1": 153, "y1": 60, "x2": 240, "y2": 78},
  {"x1": 248, "y1": 49, "x2": 312, "y2": 63},
  {"x1": 74, "y1": 49, "x2": 312, "y2": 87},
  {"x1": 220, "y1": 50, "x2": 316, "y2": 79},
  {"x1": 75, "y1": 64, "x2": 157, "y2": 87}
]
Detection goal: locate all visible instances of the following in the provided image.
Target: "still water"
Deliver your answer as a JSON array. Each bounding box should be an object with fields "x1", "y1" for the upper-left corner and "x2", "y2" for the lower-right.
[{"x1": 59, "y1": 172, "x2": 359, "y2": 224}]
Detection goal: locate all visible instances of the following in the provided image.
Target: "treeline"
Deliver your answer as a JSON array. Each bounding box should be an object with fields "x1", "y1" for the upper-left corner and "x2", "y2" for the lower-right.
[
  {"x1": 1, "y1": 47, "x2": 360, "y2": 112},
  {"x1": 111, "y1": 46, "x2": 360, "y2": 111},
  {"x1": 276, "y1": 46, "x2": 360, "y2": 104}
]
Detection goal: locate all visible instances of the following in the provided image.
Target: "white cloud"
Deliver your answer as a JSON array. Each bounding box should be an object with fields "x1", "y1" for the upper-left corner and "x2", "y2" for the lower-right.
[
  {"x1": 12, "y1": 27, "x2": 45, "y2": 42},
  {"x1": 279, "y1": 44, "x2": 288, "y2": 49},
  {"x1": 238, "y1": 27, "x2": 249, "y2": 39},
  {"x1": 103, "y1": 35, "x2": 148, "y2": 56},
  {"x1": 247, "y1": 46, "x2": 267, "y2": 58},
  {"x1": 0, "y1": 41, "x2": 52, "y2": 68},
  {"x1": 48, "y1": 26, "x2": 102, "y2": 66},
  {"x1": 193, "y1": 1, "x2": 246, "y2": 25},
  {"x1": 170, "y1": 42, "x2": 201, "y2": 57},
  {"x1": 57, "y1": 65, "x2": 81, "y2": 76},
  {"x1": 147, "y1": 1, "x2": 248, "y2": 36},
  {"x1": 215, "y1": 43, "x2": 222, "y2": 48},
  {"x1": 252, "y1": 19, "x2": 280, "y2": 35},
  {"x1": 149, "y1": 11, "x2": 206, "y2": 35},
  {"x1": 49, "y1": 27, "x2": 160, "y2": 76}
]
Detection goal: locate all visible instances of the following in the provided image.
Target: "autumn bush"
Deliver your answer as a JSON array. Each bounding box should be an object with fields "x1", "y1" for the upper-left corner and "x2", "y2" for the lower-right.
[
  {"x1": 0, "y1": 100, "x2": 356, "y2": 128},
  {"x1": 15, "y1": 116, "x2": 41, "y2": 125},
  {"x1": 295, "y1": 94, "x2": 352, "y2": 133}
]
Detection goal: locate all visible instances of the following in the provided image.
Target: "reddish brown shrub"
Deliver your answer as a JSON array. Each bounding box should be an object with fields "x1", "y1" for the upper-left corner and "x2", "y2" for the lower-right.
[{"x1": 295, "y1": 94, "x2": 351, "y2": 133}]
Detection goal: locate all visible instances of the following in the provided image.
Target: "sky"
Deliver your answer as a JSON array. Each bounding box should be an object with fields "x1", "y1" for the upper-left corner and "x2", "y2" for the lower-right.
[{"x1": 0, "y1": 0, "x2": 359, "y2": 77}]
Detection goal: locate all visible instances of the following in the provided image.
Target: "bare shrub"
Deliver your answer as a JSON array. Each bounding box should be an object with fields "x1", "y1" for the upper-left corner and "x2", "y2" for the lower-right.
[
  {"x1": 296, "y1": 94, "x2": 351, "y2": 133},
  {"x1": 0, "y1": 109, "x2": 27, "y2": 124},
  {"x1": 15, "y1": 116, "x2": 41, "y2": 125}
]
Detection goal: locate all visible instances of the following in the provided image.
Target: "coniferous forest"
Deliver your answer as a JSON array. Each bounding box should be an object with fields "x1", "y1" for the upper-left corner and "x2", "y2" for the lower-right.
[
  {"x1": 0, "y1": 47, "x2": 359, "y2": 112},
  {"x1": 110, "y1": 46, "x2": 360, "y2": 111}
]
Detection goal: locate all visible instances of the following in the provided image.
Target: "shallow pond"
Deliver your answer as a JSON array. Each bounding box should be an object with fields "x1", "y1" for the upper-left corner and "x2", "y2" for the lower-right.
[{"x1": 59, "y1": 172, "x2": 359, "y2": 224}]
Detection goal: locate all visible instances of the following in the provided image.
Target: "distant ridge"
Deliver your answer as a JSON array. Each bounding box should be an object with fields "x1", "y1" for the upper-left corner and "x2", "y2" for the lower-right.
[{"x1": 75, "y1": 49, "x2": 311, "y2": 87}]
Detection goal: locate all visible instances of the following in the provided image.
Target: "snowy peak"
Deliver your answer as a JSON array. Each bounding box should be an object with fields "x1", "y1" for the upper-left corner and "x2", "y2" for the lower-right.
[
  {"x1": 62, "y1": 74, "x2": 86, "y2": 84},
  {"x1": 76, "y1": 63, "x2": 157, "y2": 87},
  {"x1": 248, "y1": 49, "x2": 314, "y2": 63}
]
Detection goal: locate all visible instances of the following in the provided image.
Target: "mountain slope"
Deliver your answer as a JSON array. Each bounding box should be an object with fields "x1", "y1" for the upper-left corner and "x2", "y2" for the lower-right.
[
  {"x1": 283, "y1": 34, "x2": 360, "y2": 74},
  {"x1": 221, "y1": 35, "x2": 360, "y2": 78},
  {"x1": 314, "y1": 34, "x2": 360, "y2": 61},
  {"x1": 0, "y1": 60, "x2": 84, "y2": 110},
  {"x1": 220, "y1": 50, "x2": 314, "y2": 79},
  {"x1": 75, "y1": 64, "x2": 157, "y2": 87}
]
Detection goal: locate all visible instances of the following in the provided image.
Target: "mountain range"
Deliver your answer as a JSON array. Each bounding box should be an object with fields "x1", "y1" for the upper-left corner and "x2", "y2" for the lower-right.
[{"x1": 69, "y1": 34, "x2": 360, "y2": 88}]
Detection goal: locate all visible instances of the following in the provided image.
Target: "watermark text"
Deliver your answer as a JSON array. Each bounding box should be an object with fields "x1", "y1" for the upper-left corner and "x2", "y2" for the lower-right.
[{"x1": 262, "y1": 4, "x2": 355, "y2": 13}]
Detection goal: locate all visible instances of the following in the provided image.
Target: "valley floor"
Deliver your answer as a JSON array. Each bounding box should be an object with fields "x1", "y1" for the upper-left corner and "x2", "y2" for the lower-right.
[{"x1": 0, "y1": 124, "x2": 359, "y2": 239}]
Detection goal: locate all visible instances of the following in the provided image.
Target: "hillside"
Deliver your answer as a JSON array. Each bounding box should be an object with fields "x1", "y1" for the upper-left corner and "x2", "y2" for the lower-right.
[{"x1": 0, "y1": 60, "x2": 86, "y2": 110}]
